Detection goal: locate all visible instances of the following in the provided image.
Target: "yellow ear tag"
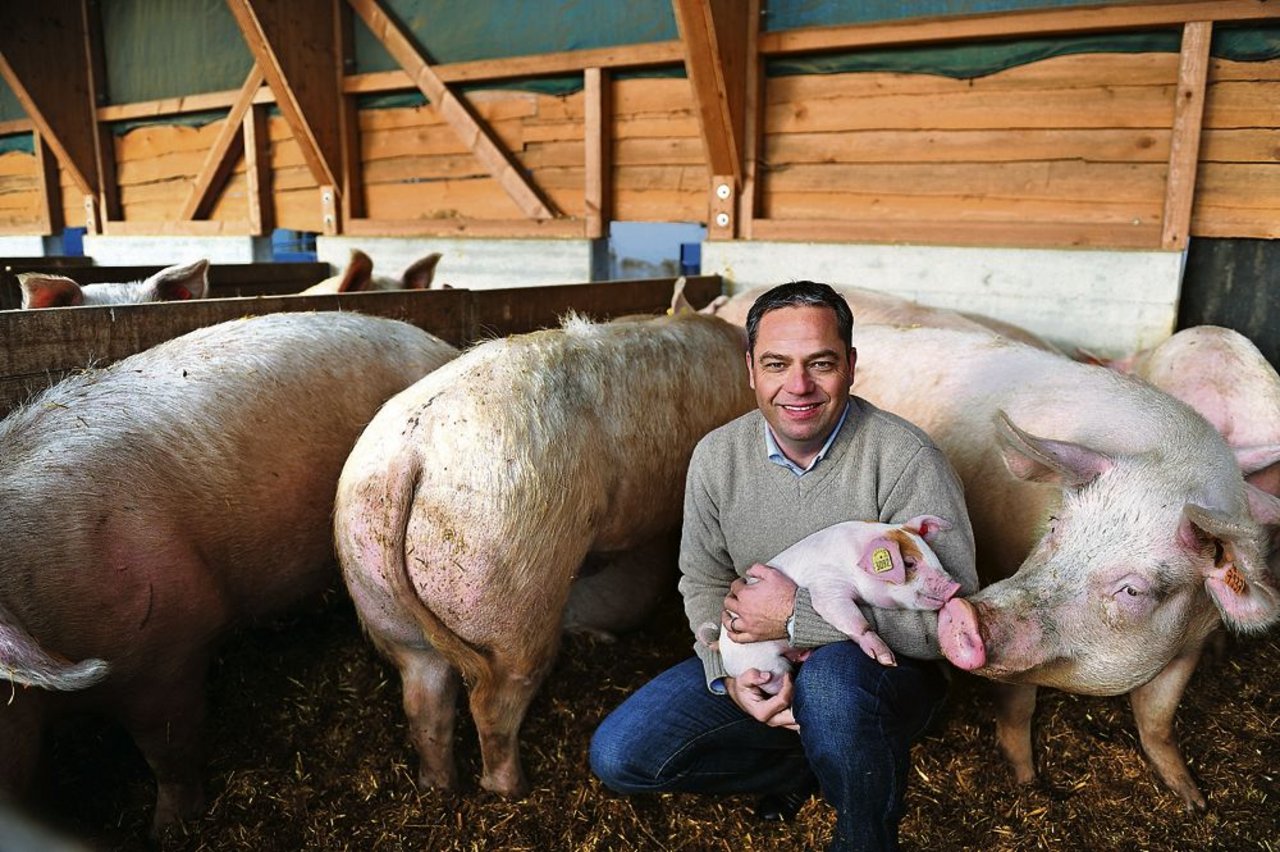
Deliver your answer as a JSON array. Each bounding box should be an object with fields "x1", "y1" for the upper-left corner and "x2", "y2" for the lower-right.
[{"x1": 872, "y1": 547, "x2": 894, "y2": 573}]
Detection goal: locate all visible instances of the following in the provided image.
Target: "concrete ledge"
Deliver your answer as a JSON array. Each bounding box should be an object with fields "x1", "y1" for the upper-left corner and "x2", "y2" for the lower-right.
[
  {"x1": 318, "y1": 236, "x2": 603, "y2": 289},
  {"x1": 0, "y1": 235, "x2": 63, "y2": 256},
  {"x1": 702, "y1": 241, "x2": 1183, "y2": 356},
  {"x1": 82, "y1": 235, "x2": 274, "y2": 265}
]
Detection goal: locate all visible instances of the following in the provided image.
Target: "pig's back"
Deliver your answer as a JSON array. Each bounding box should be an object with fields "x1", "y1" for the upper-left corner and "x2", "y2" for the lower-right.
[{"x1": 2, "y1": 312, "x2": 456, "y2": 625}]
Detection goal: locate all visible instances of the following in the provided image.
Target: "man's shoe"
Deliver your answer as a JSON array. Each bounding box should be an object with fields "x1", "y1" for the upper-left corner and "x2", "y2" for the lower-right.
[{"x1": 755, "y1": 788, "x2": 812, "y2": 823}]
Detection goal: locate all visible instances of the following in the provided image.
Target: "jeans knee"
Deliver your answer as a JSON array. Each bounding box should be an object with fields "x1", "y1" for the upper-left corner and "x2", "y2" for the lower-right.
[{"x1": 589, "y1": 718, "x2": 652, "y2": 794}]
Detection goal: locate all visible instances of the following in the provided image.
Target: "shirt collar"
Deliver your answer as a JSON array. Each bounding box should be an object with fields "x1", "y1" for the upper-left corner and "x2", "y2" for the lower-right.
[{"x1": 764, "y1": 400, "x2": 851, "y2": 476}]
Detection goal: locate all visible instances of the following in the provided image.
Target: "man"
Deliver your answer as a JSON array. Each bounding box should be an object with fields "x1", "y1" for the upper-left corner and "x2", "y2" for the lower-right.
[{"x1": 590, "y1": 281, "x2": 978, "y2": 851}]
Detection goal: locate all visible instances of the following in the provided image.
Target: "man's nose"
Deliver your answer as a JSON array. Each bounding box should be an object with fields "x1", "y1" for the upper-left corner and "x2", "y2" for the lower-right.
[{"x1": 784, "y1": 365, "x2": 813, "y2": 395}]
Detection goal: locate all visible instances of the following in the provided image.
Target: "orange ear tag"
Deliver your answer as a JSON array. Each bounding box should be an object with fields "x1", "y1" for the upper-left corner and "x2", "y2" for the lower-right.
[{"x1": 1222, "y1": 565, "x2": 1247, "y2": 595}]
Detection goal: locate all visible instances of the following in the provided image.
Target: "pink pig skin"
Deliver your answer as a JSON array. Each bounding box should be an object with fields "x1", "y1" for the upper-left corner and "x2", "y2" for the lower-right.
[
  {"x1": 716, "y1": 516, "x2": 961, "y2": 695},
  {"x1": 851, "y1": 324, "x2": 1280, "y2": 812},
  {"x1": 0, "y1": 313, "x2": 456, "y2": 836}
]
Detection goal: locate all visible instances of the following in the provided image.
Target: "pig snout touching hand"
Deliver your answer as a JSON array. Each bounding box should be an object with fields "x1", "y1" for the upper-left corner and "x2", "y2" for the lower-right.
[
  {"x1": 18, "y1": 259, "x2": 210, "y2": 308},
  {"x1": 718, "y1": 516, "x2": 961, "y2": 694}
]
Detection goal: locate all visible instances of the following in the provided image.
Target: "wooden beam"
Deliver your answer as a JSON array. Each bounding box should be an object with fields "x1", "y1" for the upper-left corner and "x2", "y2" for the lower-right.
[
  {"x1": 344, "y1": 217, "x2": 585, "y2": 239},
  {"x1": 1161, "y1": 21, "x2": 1212, "y2": 250},
  {"x1": 0, "y1": 118, "x2": 33, "y2": 135},
  {"x1": 226, "y1": 0, "x2": 344, "y2": 190},
  {"x1": 672, "y1": 0, "x2": 752, "y2": 183},
  {"x1": 97, "y1": 88, "x2": 274, "y2": 123},
  {"x1": 759, "y1": 0, "x2": 1280, "y2": 55},
  {"x1": 243, "y1": 103, "x2": 274, "y2": 235},
  {"x1": 84, "y1": 0, "x2": 119, "y2": 223},
  {"x1": 751, "y1": 217, "x2": 1163, "y2": 250},
  {"x1": 338, "y1": 1, "x2": 366, "y2": 222},
  {"x1": 0, "y1": 0, "x2": 99, "y2": 195},
  {"x1": 738, "y1": 1, "x2": 764, "y2": 239},
  {"x1": 584, "y1": 68, "x2": 610, "y2": 240},
  {"x1": 34, "y1": 132, "x2": 63, "y2": 236},
  {"x1": 101, "y1": 219, "x2": 254, "y2": 236},
  {"x1": 178, "y1": 65, "x2": 265, "y2": 221},
  {"x1": 346, "y1": 0, "x2": 558, "y2": 220}
]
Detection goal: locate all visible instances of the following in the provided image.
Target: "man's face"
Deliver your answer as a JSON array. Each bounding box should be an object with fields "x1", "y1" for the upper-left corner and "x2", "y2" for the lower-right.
[{"x1": 747, "y1": 304, "x2": 856, "y2": 465}]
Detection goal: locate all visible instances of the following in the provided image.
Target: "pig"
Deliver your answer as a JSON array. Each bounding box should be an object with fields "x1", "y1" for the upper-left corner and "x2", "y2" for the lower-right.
[
  {"x1": 846, "y1": 325, "x2": 1280, "y2": 810},
  {"x1": 334, "y1": 310, "x2": 755, "y2": 798},
  {"x1": 0, "y1": 312, "x2": 457, "y2": 835},
  {"x1": 709, "y1": 283, "x2": 1059, "y2": 352},
  {"x1": 1105, "y1": 325, "x2": 1280, "y2": 500},
  {"x1": 18, "y1": 259, "x2": 210, "y2": 308},
  {"x1": 302, "y1": 248, "x2": 442, "y2": 294},
  {"x1": 704, "y1": 516, "x2": 961, "y2": 694}
]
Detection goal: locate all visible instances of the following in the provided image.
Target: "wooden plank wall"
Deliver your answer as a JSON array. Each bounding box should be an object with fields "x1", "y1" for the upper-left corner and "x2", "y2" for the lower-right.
[
  {"x1": 0, "y1": 150, "x2": 46, "y2": 232},
  {"x1": 1194, "y1": 57, "x2": 1280, "y2": 239},
  {"x1": 0, "y1": 273, "x2": 722, "y2": 416},
  {"x1": 2, "y1": 49, "x2": 1277, "y2": 244}
]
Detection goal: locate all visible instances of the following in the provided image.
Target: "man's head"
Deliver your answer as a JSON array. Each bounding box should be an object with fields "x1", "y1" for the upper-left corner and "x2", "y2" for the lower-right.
[{"x1": 744, "y1": 281, "x2": 856, "y2": 467}]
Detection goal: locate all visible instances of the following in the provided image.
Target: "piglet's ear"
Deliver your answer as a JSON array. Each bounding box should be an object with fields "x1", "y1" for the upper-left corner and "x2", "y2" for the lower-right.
[
  {"x1": 859, "y1": 536, "x2": 905, "y2": 585},
  {"x1": 18, "y1": 274, "x2": 84, "y2": 309},
  {"x1": 903, "y1": 515, "x2": 951, "y2": 541},
  {"x1": 995, "y1": 411, "x2": 1113, "y2": 489},
  {"x1": 1183, "y1": 502, "x2": 1280, "y2": 634},
  {"x1": 1244, "y1": 483, "x2": 1280, "y2": 526},
  {"x1": 669, "y1": 276, "x2": 694, "y2": 315},
  {"x1": 1233, "y1": 443, "x2": 1280, "y2": 479}
]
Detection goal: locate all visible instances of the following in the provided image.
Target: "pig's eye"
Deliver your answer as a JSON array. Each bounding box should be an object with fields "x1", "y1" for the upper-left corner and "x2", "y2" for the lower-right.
[{"x1": 1122, "y1": 585, "x2": 1141, "y2": 597}]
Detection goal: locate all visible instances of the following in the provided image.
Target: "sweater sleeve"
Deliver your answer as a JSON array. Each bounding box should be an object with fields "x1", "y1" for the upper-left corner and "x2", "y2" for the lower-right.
[
  {"x1": 676, "y1": 443, "x2": 734, "y2": 689},
  {"x1": 870, "y1": 444, "x2": 977, "y2": 660}
]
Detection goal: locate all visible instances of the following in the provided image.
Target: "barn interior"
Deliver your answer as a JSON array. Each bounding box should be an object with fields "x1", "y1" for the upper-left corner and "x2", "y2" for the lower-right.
[{"x1": 0, "y1": 2, "x2": 1278, "y2": 850}]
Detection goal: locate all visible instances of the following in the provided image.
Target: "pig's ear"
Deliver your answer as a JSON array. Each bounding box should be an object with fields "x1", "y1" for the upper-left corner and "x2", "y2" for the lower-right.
[
  {"x1": 402, "y1": 252, "x2": 442, "y2": 290},
  {"x1": 859, "y1": 536, "x2": 905, "y2": 584},
  {"x1": 336, "y1": 249, "x2": 375, "y2": 293},
  {"x1": 669, "y1": 276, "x2": 694, "y2": 315},
  {"x1": 1183, "y1": 502, "x2": 1280, "y2": 634},
  {"x1": 1244, "y1": 482, "x2": 1280, "y2": 526},
  {"x1": 18, "y1": 274, "x2": 84, "y2": 308},
  {"x1": 701, "y1": 294, "x2": 729, "y2": 316},
  {"x1": 148, "y1": 259, "x2": 209, "y2": 301},
  {"x1": 903, "y1": 515, "x2": 951, "y2": 541},
  {"x1": 995, "y1": 411, "x2": 1113, "y2": 488}
]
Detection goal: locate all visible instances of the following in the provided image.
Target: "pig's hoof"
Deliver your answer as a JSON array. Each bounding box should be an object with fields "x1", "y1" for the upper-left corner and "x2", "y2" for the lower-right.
[
  {"x1": 1170, "y1": 779, "x2": 1207, "y2": 812},
  {"x1": 416, "y1": 766, "x2": 458, "y2": 791},
  {"x1": 480, "y1": 771, "x2": 528, "y2": 799}
]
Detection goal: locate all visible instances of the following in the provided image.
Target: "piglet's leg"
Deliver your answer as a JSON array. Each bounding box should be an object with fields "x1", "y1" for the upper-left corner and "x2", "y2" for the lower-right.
[
  {"x1": 1130, "y1": 643, "x2": 1206, "y2": 811},
  {"x1": 807, "y1": 582, "x2": 895, "y2": 666},
  {"x1": 384, "y1": 642, "x2": 461, "y2": 791},
  {"x1": 993, "y1": 681, "x2": 1038, "y2": 785}
]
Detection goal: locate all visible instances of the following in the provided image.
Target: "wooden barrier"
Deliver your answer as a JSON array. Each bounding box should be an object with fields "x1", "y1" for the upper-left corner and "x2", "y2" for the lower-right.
[
  {"x1": 0, "y1": 261, "x2": 332, "y2": 310},
  {"x1": 0, "y1": 274, "x2": 722, "y2": 416}
]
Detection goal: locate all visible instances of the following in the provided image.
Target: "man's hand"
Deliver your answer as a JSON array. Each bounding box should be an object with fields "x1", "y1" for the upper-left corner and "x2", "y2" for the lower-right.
[
  {"x1": 722, "y1": 563, "x2": 797, "y2": 643},
  {"x1": 725, "y1": 668, "x2": 798, "y2": 731}
]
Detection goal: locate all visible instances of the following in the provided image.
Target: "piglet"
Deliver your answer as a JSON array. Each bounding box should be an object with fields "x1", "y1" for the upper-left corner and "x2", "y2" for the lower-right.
[{"x1": 705, "y1": 516, "x2": 961, "y2": 695}]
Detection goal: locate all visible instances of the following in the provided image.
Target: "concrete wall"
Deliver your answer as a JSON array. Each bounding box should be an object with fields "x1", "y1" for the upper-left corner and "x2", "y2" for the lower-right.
[
  {"x1": 317, "y1": 236, "x2": 604, "y2": 289},
  {"x1": 82, "y1": 235, "x2": 274, "y2": 265},
  {"x1": 0, "y1": 235, "x2": 64, "y2": 256},
  {"x1": 702, "y1": 241, "x2": 1184, "y2": 357}
]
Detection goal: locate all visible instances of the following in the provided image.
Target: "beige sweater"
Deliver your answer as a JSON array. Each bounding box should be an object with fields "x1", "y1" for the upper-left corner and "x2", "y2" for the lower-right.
[{"x1": 678, "y1": 396, "x2": 979, "y2": 688}]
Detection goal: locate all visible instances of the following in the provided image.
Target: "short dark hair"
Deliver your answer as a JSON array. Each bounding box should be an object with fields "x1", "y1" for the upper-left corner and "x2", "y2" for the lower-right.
[{"x1": 745, "y1": 281, "x2": 853, "y2": 353}]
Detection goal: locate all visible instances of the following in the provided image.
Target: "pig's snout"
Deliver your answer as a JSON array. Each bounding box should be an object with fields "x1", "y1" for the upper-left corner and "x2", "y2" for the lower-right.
[
  {"x1": 938, "y1": 579, "x2": 962, "y2": 604},
  {"x1": 938, "y1": 597, "x2": 986, "y2": 671}
]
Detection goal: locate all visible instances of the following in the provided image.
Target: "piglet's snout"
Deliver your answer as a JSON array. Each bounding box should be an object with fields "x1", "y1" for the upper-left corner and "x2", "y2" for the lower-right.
[{"x1": 938, "y1": 597, "x2": 986, "y2": 672}]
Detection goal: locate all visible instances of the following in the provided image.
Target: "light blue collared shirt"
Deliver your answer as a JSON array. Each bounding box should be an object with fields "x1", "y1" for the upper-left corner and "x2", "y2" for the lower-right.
[{"x1": 763, "y1": 400, "x2": 851, "y2": 476}]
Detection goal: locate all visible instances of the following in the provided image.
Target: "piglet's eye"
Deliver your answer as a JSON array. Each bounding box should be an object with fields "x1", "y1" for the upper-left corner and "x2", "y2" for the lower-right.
[{"x1": 1123, "y1": 586, "x2": 1140, "y2": 597}]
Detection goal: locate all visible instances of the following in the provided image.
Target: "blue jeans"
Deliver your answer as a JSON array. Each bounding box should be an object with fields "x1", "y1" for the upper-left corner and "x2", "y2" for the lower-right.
[{"x1": 590, "y1": 641, "x2": 948, "y2": 852}]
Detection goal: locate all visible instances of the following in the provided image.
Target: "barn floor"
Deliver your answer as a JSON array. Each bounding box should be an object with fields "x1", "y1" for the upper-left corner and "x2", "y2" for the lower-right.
[{"x1": 31, "y1": 588, "x2": 1280, "y2": 851}]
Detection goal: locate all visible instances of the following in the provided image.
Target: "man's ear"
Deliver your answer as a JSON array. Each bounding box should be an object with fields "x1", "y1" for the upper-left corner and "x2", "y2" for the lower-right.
[{"x1": 744, "y1": 349, "x2": 756, "y2": 389}]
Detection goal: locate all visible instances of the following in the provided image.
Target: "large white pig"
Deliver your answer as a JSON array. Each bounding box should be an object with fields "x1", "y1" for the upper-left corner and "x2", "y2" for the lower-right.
[
  {"x1": 334, "y1": 311, "x2": 754, "y2": 798},
  {"x1": 0, "y1": 313, "x2": 457, "y2": 835},
  {"x1": 301, "y1": 249, "x2": 442, "y2": 294},
  {"x1": 18, "y1": 259, "x2": 210, "y2": 308},
  {"x1": 709, "y1": 283, "x2": 1058, "y2": 352},
  {"x1": 848, "y1": 325, "x2": 1280, "y2": 810},
  {"x1": 1106, "y1": 325, "x2": 1280, "y2": 499}
]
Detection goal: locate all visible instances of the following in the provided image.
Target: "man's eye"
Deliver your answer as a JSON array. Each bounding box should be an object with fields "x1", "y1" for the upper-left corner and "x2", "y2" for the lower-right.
[
  {"x1": 763, "y1": 362, "x2": 785, "y2": 371},
  {"x1": 810, "y1": 361, "x2": 835, "y2": 372}
]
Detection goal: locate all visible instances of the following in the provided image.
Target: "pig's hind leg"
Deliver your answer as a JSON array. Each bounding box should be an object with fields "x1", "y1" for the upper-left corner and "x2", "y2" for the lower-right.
[
  {"x1": 383, "y1": 641, "x2": 462, "y2": 791},
  {"x1": 993, "y1": 681, "x2": 1038, "y2": 785},
  {"x1": 807, "y1": 582, "x2": 896, "y2": 666}
]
